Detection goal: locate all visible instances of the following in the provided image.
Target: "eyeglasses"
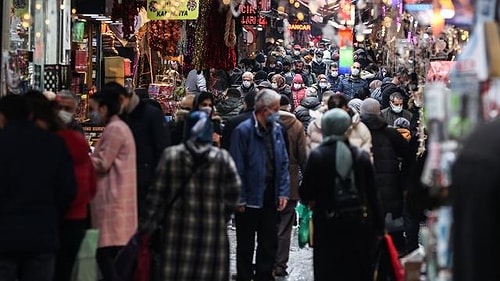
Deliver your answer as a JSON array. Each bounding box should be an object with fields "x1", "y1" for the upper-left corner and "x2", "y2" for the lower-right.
[{"x1": 352, "y1": 66, "x2": 361, "y2": 69}]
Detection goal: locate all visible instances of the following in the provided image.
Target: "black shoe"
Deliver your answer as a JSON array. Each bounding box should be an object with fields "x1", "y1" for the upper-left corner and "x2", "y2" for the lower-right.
[{"x1": 274, "y1": 267, "x2": 288, "y2": 277}]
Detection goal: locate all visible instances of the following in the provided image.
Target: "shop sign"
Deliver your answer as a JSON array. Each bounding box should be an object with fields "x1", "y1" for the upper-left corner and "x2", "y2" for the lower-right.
[
  {"x1": 288, "y1": 24, "x2": 311, "y2": 31},
  {"x1": 147, "y1": 0, "x2": 199, "y2": 20},
  {"x1": 240, "y1": 3, "x2": 267, "y2": 26}
]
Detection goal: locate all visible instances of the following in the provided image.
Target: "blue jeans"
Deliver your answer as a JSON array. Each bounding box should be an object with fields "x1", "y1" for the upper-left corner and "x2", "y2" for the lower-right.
[{"x1": 0, "y1": 252, "x2": 55, "y2": 281}]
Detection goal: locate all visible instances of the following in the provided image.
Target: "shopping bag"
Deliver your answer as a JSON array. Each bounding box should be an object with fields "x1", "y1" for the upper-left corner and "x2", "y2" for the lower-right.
[
  {"x1": 296, "y1": 203, "x2": 313, "y2": 248},
  {"x1": 134, "y1": 234, "x2": 152, "y2": 281},
  {"x1": 113, "y1": 232, "x2": 141, "y2": 281},
  {"x1": 70, "y1": 229, "x2": 100, "y2": 281},
  {"x1": 372, "y1": 234, "x2": 404, "y2": 281}
]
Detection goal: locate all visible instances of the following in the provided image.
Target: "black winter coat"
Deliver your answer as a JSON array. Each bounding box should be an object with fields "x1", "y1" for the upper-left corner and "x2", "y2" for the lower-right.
[
  {"x1": 452, "y1": 118, "x2": 500, "y2": 281},
  {"x1": 300, "y1": 143, "x2": 384, "y2": 281},
  {"x1": 216, "y1": 97, "x2": 243, "y2": 123},
  {"x1": 361, "y1": 114, "x2": 411, "y2": 216},
  {"x1": 294, "y1": 97, "x2": 321, "y2": 132},
  {"x1": 121, "y1": 100, "x2": 171, "y2": 217},
  {"x1": 221, "y1": 111, "x2": 253, "y2": 150},
  {"x1": 0, "y1": 121, "x2": 77, "y2": 252}
]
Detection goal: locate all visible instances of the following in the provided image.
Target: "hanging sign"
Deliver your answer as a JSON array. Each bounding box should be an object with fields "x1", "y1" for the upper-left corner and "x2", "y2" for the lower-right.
[
  {"x1": 240, "y1": 3, "x2": 267, "y2": 26},
  {"x1": 288, "y1": 24, "x2": 311, "y2": 31},
  {"x1": 147, "y1": 0, "x2": 199, "y2": 20}
]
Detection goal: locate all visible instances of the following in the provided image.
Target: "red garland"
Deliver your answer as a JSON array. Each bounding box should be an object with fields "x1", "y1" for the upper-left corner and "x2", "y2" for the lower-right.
[
  {"x1": 111, "y1": 0, "x2": 146, "y2": 38},
  {"x1": 204, "y1": 0, "x2": 236, "y2": 70},
  {"x1": 149, "y1": 21, "x2": 181, "y2": 57}
]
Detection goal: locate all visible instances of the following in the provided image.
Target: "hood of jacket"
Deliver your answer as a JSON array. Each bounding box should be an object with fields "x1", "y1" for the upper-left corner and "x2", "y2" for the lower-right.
[
  {"x1": 292, "y1": 74, "x2": 304, "y2": 84},
  {"x1": 299, "y1": 96, "x2": 321, "y2": 109},
  {"x1": 361, "y1": 114, "x2": 387, "y2": 130},
  {"x1": 351, "y1": 112, "x2": 361, "y2": 126},
  {"x1": 381, "y1": 82, "x2": 397, "y2": 92},
  {"x1": 216, "y1": 97, "x2": 242, "y2": 114},
  {"x1": 278, "y1": 110, "x2": 299, "y2": 130}
]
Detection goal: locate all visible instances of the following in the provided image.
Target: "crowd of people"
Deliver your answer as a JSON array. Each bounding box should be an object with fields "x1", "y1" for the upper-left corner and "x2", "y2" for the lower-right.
[{"x1": 0, "y1": 42, "x2": 432, "y2": 281}]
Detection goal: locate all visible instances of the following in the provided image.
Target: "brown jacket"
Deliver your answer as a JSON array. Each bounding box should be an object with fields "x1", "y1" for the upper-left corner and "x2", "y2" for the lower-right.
[{"x1": 279, "y1": 111, "x2": 307, "y2": 200}]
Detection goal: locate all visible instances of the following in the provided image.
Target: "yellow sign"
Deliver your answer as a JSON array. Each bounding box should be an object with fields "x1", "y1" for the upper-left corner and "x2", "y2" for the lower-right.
[{"x1": 147, "y1": 0, "x2": 199, "y2": 20}]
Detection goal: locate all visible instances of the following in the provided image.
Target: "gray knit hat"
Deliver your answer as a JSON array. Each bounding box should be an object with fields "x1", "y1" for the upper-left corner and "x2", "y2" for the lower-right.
[{"x1": 360, "y1": 98, "x2": 381, "y2": 115}]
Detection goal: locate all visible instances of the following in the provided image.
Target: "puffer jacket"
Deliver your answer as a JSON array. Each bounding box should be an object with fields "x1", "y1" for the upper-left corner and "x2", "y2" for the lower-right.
[
  {"x1": 346, "y1": 113, "x2": 372, "y2": 154},
  {"x1": 295, "y1": 97, "x2": 321, "y2": 132},
  {"x1": 307, "y1": 110, "x2": 372, "y2": 156},
  {"x1": 360, "y1": 114, "x2": 411, "y2": 216},
  {"x1": 216, "y1": 97, "x2": 243, "y2": 123}
]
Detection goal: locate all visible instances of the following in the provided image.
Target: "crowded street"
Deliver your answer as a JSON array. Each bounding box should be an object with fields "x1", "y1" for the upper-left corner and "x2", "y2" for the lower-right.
[{"x1": 1, "y1": 0, "x2": 498, "y2": 281}]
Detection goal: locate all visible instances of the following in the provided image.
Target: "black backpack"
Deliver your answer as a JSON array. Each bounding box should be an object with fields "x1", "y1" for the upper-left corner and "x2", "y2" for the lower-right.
[{"x1": 326, "y1": 147, "x2": 368, "y2": 222}]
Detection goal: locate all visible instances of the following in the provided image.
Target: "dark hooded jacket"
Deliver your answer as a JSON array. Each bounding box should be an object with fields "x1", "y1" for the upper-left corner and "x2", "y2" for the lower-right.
[
  {"x1": 294, "y1": 97, "x2": 321, "y2": 132},
  {"x1": 216, "y1": 97, "x2": 243, "y2": 123},
  {"x1": 361, "y1": 114, "x2": 411, "y2": 216},
  {"x1": 380, "y1": 82, "x2": 408, "y2": 109}
]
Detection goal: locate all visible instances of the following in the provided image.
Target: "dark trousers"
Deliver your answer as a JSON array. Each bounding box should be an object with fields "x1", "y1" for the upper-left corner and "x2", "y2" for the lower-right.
[
  {"x1": 0, "y1": 252, "x2": 55, "y2": 281},
  {"x1": 404, "y1": 208, "x2": 421, "y2": 254},
  {"x1": 235, "y1": 206, "x2": 278, "y2": 281},
  {"x1": 96, "y1": 246, "x2": 122, "y2": 281},
  {"x1": 275, "y1": 199, "x2": 297, "y2": 271},
  {"x1": 55, "y1": 219, "x2": 88, "y2": 281}
]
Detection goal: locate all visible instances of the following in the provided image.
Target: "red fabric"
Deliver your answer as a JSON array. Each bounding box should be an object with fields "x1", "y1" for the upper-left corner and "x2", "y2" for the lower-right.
[
  {"x1": 134, "y1": 234, "x2": 151, "y2": 281},
  {"x1": 384, "y1": 234, "x2": 405, "y2": 281},
  {"x1": 57, "y1": 130, "x2": 97, "y2": 219}
]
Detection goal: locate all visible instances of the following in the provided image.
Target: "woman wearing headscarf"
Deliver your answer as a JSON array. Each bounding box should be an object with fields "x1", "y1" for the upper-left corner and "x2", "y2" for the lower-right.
[
  {"x1": 193, "y1": 91, "x2": 222, "y2": 147},
  {"x1": 300, "y1": 109, "x2": 384, "y2": 281},
  {"x1": 139, "y1": 111, "x2": 241, "y2": 281}
]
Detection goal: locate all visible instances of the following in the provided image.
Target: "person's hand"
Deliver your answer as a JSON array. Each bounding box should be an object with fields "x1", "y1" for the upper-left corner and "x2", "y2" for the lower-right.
[
  {"x1": 278, "y1": 198, "x2": 288, "y2": 211},
  {"x1": 308, "y1": 201, "x2": 316, "y2": 210},
  {"x1": 236, "y1": 205, "x2": 245, "y2": 213}
]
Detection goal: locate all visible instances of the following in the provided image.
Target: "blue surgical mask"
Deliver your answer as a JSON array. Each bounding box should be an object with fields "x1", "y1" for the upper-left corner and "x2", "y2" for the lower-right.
[
  {"x1": 89, "y1": 111, "x2": 102, "y2": 124},
  {"x1": 266, "y1": 111, "x2": 280, "y2": 124}
]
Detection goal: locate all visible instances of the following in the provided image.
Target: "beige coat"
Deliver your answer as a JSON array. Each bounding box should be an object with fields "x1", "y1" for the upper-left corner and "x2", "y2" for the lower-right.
[
  {"x1": 91, "y1": 115, "x2": 137, "y2": 248},
  {"x1": 307, "y1": 110, "x2": 372, "y2": 156},
  {"x1": 279, "y1": 111, "x2": 307, "y2": 200}
]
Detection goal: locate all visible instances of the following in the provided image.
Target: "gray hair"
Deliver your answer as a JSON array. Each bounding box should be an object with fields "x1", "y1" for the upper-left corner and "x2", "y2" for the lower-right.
[
  {"x1": 57, "y1": 90, "x2": 79, "y2": 103},
  {"x1": 254, "y1": 89, "x2": 280, "y2": 111},
  {"x1": 321, "y1": 90, "x2": 335, "y2": 104}
]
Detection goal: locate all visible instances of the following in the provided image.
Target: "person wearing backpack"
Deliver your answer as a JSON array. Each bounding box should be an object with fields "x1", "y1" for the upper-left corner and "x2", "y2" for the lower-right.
[{"x1": 300, "y1": 108, "x2": 385, "y2": 281}]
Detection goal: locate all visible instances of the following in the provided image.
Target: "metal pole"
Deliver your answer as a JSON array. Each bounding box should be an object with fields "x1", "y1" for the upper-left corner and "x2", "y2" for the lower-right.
[{"x1": 1, "y1": 0, "x2": 12, "y2": 96}]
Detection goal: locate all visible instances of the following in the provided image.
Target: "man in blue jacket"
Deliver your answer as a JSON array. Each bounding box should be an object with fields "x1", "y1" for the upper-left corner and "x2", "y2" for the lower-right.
[
  {"x1": 338, "y1": 62, "x2": 368, "y2": 98},
  {"x1": 230, "y1": 89, "x2": 290, "y2": 281}
]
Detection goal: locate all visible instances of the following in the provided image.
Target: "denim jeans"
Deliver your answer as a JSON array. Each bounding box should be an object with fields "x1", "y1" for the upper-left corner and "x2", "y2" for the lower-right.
[{"x1": 0, "y1": 252, "x2": 55, "y2": 281}]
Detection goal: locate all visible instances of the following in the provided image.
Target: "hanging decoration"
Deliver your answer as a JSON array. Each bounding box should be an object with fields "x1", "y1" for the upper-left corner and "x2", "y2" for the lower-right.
[
  {"x1": 182, "y1": 21, "x2": 197, "y2": 73},
  {"x1": 205, "y1": 1, "x2": 236, "y2": 70},
  {"x1": 149, "y1": 20, "x2": 181, "y2": 57},
  {"x1": 111, "y1": 0, "x2": 147, "y2": 38},
  {"x1": 193, "y1": 0, "x2": 211, "y2": 69}
]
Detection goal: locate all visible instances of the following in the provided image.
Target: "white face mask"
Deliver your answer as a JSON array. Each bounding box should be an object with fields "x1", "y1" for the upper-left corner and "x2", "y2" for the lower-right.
[
  {"x1": 200, "y1": 106, "x2": 212, "y2": 116},
  {"x1": 294, "y1": 51, "x2": 300, "y2": 56},
  {"x1": 58, "y1": 110, "x2": 73, "y2": 124},
  {"x1": 331, "y1": 71, "x2": 338, "y2": 77},
  {"x1": 271, "y1": 82, "x2": 278, "y2": 89},
  {"x1": 242, "y1": 81, "x2": 251, "y2": 88},
  {"x1": 293, "y1": 83, "x2": 302, "y2": 90},
  {"x1": 269, "y1": 64, "x2": 276, "y2": 68},
  {"x1": 390, "y1": 103, "x2": 403, "y2": 113},
  {"x1": 319, "y1": 82, "x2": 328, "y2": 89},
  {"x1": 351, "y1": 68, "x2": 360, "y2": 76}
]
